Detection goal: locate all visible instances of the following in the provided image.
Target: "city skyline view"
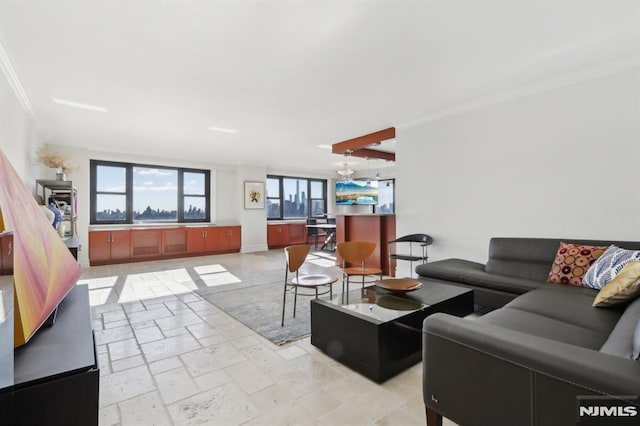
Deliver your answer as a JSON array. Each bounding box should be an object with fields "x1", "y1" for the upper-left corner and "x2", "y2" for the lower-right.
[{"x1": 95, "y1": 165, "x2": 207, "y2": 221}]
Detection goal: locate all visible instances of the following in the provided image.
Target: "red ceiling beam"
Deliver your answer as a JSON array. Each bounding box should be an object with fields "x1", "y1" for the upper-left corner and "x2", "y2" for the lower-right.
[
  {"x1": 332, "y1": 127, "x2": 396, "y2": 161},
  {"x1": 350, "y1": 148, "x2": 395, "y2": 161}
]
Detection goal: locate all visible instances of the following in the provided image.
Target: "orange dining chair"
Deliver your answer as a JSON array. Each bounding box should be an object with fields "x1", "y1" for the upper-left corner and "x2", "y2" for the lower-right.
[
  {"x1": 282, "y1": 245, "x2": 337, "y2": 326},
  {"x1": 336, "y1": 241, "x2": 383, "y2": 301}
]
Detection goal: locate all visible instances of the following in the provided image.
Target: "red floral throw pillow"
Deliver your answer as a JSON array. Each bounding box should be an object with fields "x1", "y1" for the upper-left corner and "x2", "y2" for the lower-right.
[{"x1": 547, "y1": 242, "x2": 607, "y2": 286}]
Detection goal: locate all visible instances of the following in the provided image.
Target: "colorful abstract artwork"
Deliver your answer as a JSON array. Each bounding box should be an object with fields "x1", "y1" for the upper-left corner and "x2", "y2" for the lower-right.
[
  {"x1": 244, "y1": 181, "x2": 265, "y2": 209},
  {"x1": 0, "y1": 150, "x2": 81, "y2": 347}
]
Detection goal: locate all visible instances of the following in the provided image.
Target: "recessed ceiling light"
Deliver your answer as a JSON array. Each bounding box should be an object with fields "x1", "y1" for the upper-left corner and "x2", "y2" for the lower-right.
[
  {"x1": 317, "y1": 144, "x2": 332, "y2": 149},
  {"x1": 52, "y1": 97, "x2": 108, "y2": 112},
  {"x1": 208, "y1": 126, "x2": 238, "y2": 134}
]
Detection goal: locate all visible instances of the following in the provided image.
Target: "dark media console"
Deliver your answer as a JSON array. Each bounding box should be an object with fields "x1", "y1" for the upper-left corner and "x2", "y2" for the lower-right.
[{"x1": 7, "y1": 285, "x2": 99, "y2": 425}]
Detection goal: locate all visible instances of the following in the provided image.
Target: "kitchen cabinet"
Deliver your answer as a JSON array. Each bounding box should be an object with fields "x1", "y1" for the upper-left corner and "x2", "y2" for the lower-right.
[
  {"x1": 0, "y1": 232, "x2": 13, "y2": 275},
  {"x1": 187, "y1": 227, "x2": 217, "y2": 254},
  {"x1": 88, "y1": 230, "x2": 130, "y2": 265},
  {"x1": 163, "y1": 228, "x2": 188, "y2": 255},
  {"x1": 216, "y1": 226, "x2": 241, "y2": 252},
  {"x1": 89, "y1": 225, "x2": 240, "y2": 265},
  {"x1": 267, "y1": 223, "x2": 306, "y2": 248},
  {"x1": 289, "y1": 223, "x2": 306, "y2": 244},
  {"x1": 130, "y1": 229, "x2": 162, "y2": 258},
  {"x1": 267, "y1": 224, "x2": 290, "y2": 248}
]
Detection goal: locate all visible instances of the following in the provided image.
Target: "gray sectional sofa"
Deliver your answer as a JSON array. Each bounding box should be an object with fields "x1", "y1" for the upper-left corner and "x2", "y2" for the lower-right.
[{"x1": 418, "y1": 237, "x2": 640, "y2": 426}]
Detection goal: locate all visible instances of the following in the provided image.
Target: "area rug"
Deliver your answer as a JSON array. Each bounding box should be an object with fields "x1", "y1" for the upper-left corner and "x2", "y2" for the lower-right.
[{"x1": 197, "y1": 251, "x2": 342, "y2": 345}]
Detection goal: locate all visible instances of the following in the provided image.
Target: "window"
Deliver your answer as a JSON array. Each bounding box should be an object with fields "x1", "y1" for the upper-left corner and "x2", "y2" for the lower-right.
[
  {"x1": 183, "y1": 172, "x2": 207, "y2": 220},
  {"x1": 266, "y1": 177, "x2": 281, "y2": 219},
  {"x1": 310, "y1": 180, "x2": 325, "y2": 217},
  {"x1": 267, "y1": 175, "x2": 326, "y2": 220},
  {"x1": 94, "y1": 164, "x2": 128, "y2": 222},
  {"x1": 90, "y1": 160, "x2": 210, "y2": 224},
  {"x1": 133, "y1": 166, "x2": 178, "y2": 222},
  {"x1": 283, "y1": 177, "x2": 307, "y2": 218},
  {"x1": 376, "y1": 179, "x2": 395, "y2": 213}
]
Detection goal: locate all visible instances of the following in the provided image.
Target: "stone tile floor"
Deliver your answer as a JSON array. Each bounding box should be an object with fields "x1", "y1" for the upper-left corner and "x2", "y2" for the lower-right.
[{"x1": 81, "y1": 250, "x2": 457, "y2": 425}]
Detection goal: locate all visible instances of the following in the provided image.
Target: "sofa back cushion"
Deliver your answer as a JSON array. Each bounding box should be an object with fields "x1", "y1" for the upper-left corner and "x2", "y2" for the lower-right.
[{"x1": 485, "y1": 238, "x2": 640, "y2": 282}]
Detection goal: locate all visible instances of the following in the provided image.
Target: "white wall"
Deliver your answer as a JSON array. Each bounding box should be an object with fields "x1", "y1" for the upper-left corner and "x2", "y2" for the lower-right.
[
  {"x1": 396, "y1": 68, "x2": 640, "y2": 268},
  {"x1": 237, "y1": 165, "x2": 268, "y2": 252},
  {"x1": 0, "y1": 70, "x2": 42, "y2": 189}
]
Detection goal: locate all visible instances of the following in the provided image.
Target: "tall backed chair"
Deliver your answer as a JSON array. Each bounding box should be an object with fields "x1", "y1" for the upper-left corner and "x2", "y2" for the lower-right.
[
  {"x1": 306, "y1": 218, "x2": 327, "y2": 251},
  {"x1": 282, "y1": 245, "x2": 337, "y2": 326},
  {"x1": 336, "y1": 241, "x2": 383, "y2": 300},
  {"x1": 323, "y1": 217, "x2": 337, "y2": 251},
  {"x1": 388, "y1": 233, "x2": 433, "y2": 278}
]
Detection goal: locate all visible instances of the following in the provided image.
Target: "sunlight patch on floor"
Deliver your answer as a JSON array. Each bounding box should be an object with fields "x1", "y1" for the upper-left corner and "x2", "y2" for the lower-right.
[
  {"x1": 195, "y1": 264, "x2": 242, "y2": 287},
  {"x1": 194, "y1": 264, "x2": 227, "y2": 275},
  {"x1": 82, "y1": 268, "x2": 200, "y2": 306},
  {"x1": 307, "y1": 252, "x2": 337, "y2": 268},
  {"x1": 308, "y1": 258, "x2": 337, "y2": 267},
  {"x1": 200, "y1": 271, "x2": 242, "y2": 287}
]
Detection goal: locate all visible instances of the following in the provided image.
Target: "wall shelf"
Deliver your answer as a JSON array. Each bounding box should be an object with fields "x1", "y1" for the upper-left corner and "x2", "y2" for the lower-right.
[{"x1": 35, "y1": 179, "x2": 77, "y2": 238}]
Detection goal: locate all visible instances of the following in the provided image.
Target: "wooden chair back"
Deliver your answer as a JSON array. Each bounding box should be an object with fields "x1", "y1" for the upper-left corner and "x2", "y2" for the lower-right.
[
  {"x1": 337, "y1": 241, "x2": 376, "y2": 265},
  {"x1": 284, "y1": 245, "x2": 310, "y2": 273}
]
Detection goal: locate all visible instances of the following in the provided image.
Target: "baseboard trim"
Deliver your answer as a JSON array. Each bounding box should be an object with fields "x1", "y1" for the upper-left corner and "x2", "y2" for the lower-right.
[{"x1": 241, "y1": 244, "x2": 269, "y2": 253}]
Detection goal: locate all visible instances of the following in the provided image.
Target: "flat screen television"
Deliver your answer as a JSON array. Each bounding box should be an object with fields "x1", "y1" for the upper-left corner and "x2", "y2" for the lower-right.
[{"x1": 336, "y1": 180, "x2": 378, "y2": 205}]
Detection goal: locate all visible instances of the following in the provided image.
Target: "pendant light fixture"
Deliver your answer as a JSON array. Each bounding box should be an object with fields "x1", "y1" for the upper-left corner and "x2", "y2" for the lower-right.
[
  {"x1": 337, "y1": 152, "x2": 355, "y2": 181},
  {"x1": 337, "y1": 162, "x2": 355, "y2": 177}
]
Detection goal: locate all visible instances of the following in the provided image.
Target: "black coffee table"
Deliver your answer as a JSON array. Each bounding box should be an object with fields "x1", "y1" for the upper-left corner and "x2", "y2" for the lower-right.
[{"x1": 310, "y1": 279, "x2": 473, "y2": 382}]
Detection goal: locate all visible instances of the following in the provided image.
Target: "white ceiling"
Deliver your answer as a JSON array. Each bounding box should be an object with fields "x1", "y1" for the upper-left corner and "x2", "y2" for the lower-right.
[{"x1": 1, "y1": 1, "x2": 638, "y2": 174}]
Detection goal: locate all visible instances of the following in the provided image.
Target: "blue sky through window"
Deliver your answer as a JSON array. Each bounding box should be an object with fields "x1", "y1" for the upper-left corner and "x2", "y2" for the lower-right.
[{"x1": 133, "y1": 167, "x2": 178, "y2": 212}]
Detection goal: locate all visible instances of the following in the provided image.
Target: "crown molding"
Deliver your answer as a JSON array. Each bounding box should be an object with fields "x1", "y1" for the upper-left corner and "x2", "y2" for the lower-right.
[
  {"x1": 398, "y1": 55, "x2": 640, "y2": 130},
  {"x1": 0, "y1": 33, "x2": 34, "y2": 115}
]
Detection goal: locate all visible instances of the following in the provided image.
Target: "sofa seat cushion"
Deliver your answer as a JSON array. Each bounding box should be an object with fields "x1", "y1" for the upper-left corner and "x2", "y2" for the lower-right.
[
  {"x1": 502, "y1": 285, "x2": 622, "y2": 335},
  {"x1": 479, "y1": 307, "x2": 609, "y2": 350},
  {"x1": 599, "y1": 297, "x2": 640, "y2": 359},
  {"x1": 416, "y1": 259, "x2": 546, "y2": 294}
]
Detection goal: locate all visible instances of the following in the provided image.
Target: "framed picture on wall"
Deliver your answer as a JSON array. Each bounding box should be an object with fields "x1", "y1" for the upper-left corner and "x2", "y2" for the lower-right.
[{"x1": 244, "y1": 181, "x2": 265, "y2": 209}]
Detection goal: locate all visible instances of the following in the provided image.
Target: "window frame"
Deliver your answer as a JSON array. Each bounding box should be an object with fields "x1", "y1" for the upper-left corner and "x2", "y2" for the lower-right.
[
  {"x1": 266, "y1": 177, "x2": 283, "y2": 219},
  {"x1": 90, "y1": 159, "x2": 211, "y2": 225},
  {"x1": 266, "y1": 175, "x2": 327, "y2": 220},
  {"x1": 182, "y1": 170, "x2": 209, "y2": 221},
  {"x1": 309, "y1": 179, "x2": 327, "y2": 218},
  {"x1": 375, "y1": 178, "x2": 395, "y2": 214}
]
